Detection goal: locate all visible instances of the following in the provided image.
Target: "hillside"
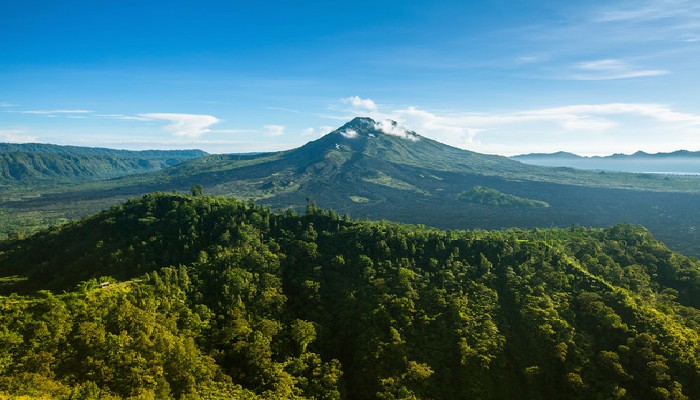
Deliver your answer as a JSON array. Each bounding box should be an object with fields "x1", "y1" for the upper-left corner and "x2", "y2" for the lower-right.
[
  {"x1": 512, "y1": 150, "x2": 700, "y2": 174},
  {"x1": 0, "y1": 193, "x2": 698, "y2": 399},
  {"x1": 0, "y1": 142, "x2": 207, "y2": 181},
  {"x1": 3, "y1": 117, "x2": 699, "y2": 257}
]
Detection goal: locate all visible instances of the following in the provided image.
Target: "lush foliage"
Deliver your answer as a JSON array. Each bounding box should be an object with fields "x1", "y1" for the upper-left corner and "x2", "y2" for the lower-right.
[
  {"x1": 458, "y1": 186, "x2": 550, "y2": 208},
  {"x1": 0, "y1": 193, "x2": 698, "y2": 399}
]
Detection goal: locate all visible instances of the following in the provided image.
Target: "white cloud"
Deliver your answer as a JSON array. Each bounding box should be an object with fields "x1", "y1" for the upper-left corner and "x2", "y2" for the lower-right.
[
  {"x1": 263, "y1": 124, "x2": 285, "y2": 136},
  {"x1": 573, "y1": 59, "x2": 669, "y2": 80},
  {"x1": 139, "y1": 113, "x2": 221, "y2": 137},
  {"x1": 341, "y1": 96, "x2": 378, "y2": 112},
  {"x1": 0, "y1": 129, "x2": 39, "y2": 143},
  {"x1": 17, "y1": 109, "x2": 92, "y2": 115},
  {"x1": 95, "y1": 114, "x2": 152, "y2": 121},
  {"x1": 385, "y1": 107, "x2": 485, "y2": 148},
  {"x1": 0, "y1": 102, "x2": 14, "y2": 107},
  {"x1": 531, "y1": 103, "x2": 700, "y2": 124},
  {"x1": 578, "y1": 59, "x2": 625, "y2": 71},
  {"x1": 374, "y1": 120, "x2": 419, "y2": 141},
  {"x1": 340, "y1": 129, "x2": 358, "y2": 139}
]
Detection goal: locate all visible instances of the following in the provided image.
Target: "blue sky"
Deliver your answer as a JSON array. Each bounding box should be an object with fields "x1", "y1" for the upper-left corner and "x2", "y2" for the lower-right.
[{"x1": 2, "y1": 0, "x2": 699, "y2": 155}]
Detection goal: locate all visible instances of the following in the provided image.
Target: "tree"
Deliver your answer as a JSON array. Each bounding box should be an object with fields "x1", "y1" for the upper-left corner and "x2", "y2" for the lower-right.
[{"x1": 191, "y1": 184, "x2": 204, "y2": 197}]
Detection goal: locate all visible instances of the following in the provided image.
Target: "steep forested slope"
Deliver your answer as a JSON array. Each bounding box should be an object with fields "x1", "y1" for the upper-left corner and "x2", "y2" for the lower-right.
[
  {"x1": 0, "y1": 193, "x2": 698, "y2": 399},
  {"x1": 0, "y1": 143, "x2": 207, "y2": 181}
]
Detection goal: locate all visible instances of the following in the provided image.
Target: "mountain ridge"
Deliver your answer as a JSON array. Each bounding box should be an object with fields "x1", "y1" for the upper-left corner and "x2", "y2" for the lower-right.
[
  {"x1": 0, "y1": 142, "x2": 208, "y2": 181},
  {"x1": 0, "y1": 142, "x2": 207, "y2": 158},
  {"x1": 512, "y1": 149, "x2": 700, "y2": 175}
]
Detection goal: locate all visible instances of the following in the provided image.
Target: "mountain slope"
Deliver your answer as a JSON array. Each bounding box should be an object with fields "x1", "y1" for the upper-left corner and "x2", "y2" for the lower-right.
[
  {"x1": 0, "y1": 142, "x2": 207, "y2": 181},
  {"x1": 0, "y1": 193, "x2": 698, "y2": 399}
]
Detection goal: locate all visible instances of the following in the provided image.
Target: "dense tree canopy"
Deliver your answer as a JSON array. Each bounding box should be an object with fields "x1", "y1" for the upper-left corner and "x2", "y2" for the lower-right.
[{"x1": 0, "y1": 193, "x2": 698, "y2": 399}]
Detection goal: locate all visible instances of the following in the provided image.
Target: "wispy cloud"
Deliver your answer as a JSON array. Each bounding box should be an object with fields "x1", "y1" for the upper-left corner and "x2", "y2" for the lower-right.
[
  {"x1": 529, "y1": 103, "x2": 700, "y2": 124},
  {"x1": 503, "y1": 0, "x2": 700, "y2": 82},
  {"x1": 572, "y1": 59, "x2": 669, "y2": 80},
  {"x1": 0, "y1": 102, "x2": 15, "y2": 107},
  {"x1": 594, "y1": 0, "x2": 700, "y2": 22},
  {"x1": 0, "y1": 129, "x2": 39, "y2": 143},
  {"x1": 16, "y1": 109, "x2": 92, "y2": 115},
  {"x1": 139, "y1": 113, "x2": 221, "y2": 137},
  {"x1": 94, "y1": 114, "x2": 152, "y2": 121}
]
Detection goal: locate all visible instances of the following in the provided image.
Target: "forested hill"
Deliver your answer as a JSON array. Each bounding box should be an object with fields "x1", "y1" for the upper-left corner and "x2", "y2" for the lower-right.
[
  {"x1": 0, "y1": 193, "x2": 698, "y2": 399},
  {"x1": 0, "y1": 142, "x2": 207, "y2": 181}
]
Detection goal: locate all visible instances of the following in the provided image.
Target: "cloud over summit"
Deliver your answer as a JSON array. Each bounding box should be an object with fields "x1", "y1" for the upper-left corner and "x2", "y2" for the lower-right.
[{"x1": 374, "y1": 120, "x2": 419, "y2": 142}]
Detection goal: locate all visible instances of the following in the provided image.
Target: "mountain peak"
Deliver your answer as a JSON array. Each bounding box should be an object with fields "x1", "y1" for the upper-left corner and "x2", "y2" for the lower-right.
[
  {"x1": 335, "y1": 117, "x2": 420, "y2": 142},
  {"x1": 345, "y1": 116, "x2": 377, "y2": 128}
]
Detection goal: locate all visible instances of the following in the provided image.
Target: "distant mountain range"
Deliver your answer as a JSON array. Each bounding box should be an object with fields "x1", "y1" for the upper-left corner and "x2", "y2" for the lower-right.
[
  {"x1": 512, "y1": 150, "x2": 700, "y2": 174},
  {"x1": 0, "y1": 143, "x2": 207, "y2": 181}
]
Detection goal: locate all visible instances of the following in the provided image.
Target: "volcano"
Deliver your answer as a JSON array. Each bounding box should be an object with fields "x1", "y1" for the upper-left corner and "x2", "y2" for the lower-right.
[{"x1": 6, "y1": 117, "x2": 700, "y2": 256}]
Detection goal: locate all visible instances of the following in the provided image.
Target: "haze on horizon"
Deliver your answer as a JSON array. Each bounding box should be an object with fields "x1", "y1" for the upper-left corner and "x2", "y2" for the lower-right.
[{"x1": 2, "y1": 0, "x2": 699, "y2": 156}]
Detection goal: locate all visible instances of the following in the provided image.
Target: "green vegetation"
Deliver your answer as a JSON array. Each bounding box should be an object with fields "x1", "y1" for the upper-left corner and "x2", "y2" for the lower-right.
[
  {"x1": 2, "y1": 117, "x2": 700, "y2": 258},
  {"x1": 0, "y1": 193, "x2": 698, "y2": 399},
  {"x1": 362, "y1": 171, "x2": 430, "y2": 195},
  {"x1": 349, "y1": 196, "x2": 370, "y2": 203},
  {"x1": 459, "y1": 186, "x2": 550, "y2": 208},
  {"x1": 0, "y1": 143, "x2": 206, "y2": 181}
]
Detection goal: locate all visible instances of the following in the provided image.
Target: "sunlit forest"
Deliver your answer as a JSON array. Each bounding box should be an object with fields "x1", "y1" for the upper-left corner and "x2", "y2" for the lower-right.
[{"x1": 1, "y1": 193, "x2": 698, "y2": 399}]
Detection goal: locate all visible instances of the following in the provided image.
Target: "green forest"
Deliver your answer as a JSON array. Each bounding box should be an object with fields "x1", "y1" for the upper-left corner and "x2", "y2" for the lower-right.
[
  {"x1": 0, "y1": 193, "x2": 698, "y2": 399},
  {"x1": 458, "y1": 186, "x2": 550, "y2": 208},
  {"x1": 0, "y1": 144, "x2": 206, "y2": 181}
]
